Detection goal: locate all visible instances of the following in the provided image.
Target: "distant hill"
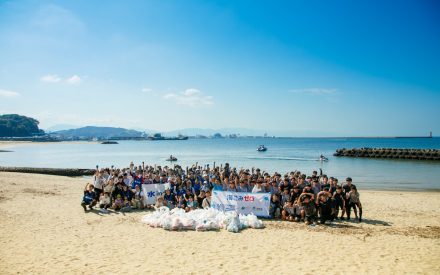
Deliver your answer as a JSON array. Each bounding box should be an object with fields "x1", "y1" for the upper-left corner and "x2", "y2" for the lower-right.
[
  {"x1": 0, "y1": 114, "x2": 44, "y2": 137},
  {"x1": 45, "y1": 124, "x2": 80, "y2": 132},
  {"x1": 52, "y1": 126, "x2": 145, "y2": 138}
]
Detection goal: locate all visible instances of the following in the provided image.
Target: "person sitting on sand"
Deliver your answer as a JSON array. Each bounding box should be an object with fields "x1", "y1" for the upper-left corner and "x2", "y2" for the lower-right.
[
  {"x1": 99, "y1": 192, "x2": 111, "y2": 210},
  {"x1": 185, "y1": 196, "x2": 197, "y2": 212},
  {"x1": 177, "y1": 196, "x2": 186, "y2": 210},
  {"x1": 163, "y1": 188, "x2": 176, "y2": 209},
  {"x1": 202, "y1": 190, "x2": 212, "y2": 209},
  {"x1": 81, "y1": 183, "x2": 97, "y2": 212},
  {"x1": 269, "y1": 194, "x2": 281, "y2": 219},
  {"x1": 292, "y1": 199, "x2": 302, "y2": 221},
  {"x1": 155, "y1": 196, "x2": 165, "y2": 208},
  {"x1": 112, "y1": 194, "x2": 125, "y2": 211},
  {"x1": 299, "y1": 193, "x2": 317, "y2": 225},
  {"x1": 132, "y1": 185, "x2": 144, "y2": 209},
  {"x1": 348, "y1": 185, "x2": 362, "y2": 222},
  {"x1": 282, "y1": 200, "x2": 295, "y2": 221}
]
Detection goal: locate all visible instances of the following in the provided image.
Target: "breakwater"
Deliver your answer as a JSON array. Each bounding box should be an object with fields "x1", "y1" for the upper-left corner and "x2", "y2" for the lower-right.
[
  {"x1": 0, "y1": 167, "x2": 95, "y2": 177},
  {"x1": 334, "y1": 148, "x2": 440, "y2": 161}
]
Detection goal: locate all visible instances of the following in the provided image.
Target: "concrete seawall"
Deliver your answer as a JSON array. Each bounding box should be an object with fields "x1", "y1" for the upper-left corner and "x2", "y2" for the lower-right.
[
  {"x1": 0, "y1": 167, "x2": 95, "y2": 177},
  {"x1": 334, "y1": 148, "x2": 440, "y2": 161}
]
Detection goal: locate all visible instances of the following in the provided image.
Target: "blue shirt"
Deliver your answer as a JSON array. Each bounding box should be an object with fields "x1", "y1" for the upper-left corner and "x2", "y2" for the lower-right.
[{"x1": 213, "y1": 183, "x2": 223, "y2": 191}]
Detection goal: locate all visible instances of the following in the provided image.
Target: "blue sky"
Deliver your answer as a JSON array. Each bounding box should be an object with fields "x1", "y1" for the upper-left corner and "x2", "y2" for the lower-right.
[{"x1": 0, "y1": 0, "x2": 439, "y2": 136}]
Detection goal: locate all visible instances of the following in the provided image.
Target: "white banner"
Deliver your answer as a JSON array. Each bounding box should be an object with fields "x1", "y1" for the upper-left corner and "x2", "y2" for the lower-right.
[
  {"x1": 142, "y1": 183, "x2": 170, "y2": 205},
  {"x1": 211, "y1": 190, "x2": 271, "y2": 217}
]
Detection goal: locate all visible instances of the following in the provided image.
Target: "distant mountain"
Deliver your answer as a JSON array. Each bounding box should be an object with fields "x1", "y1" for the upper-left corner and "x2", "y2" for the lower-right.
[
  {"x1": 52, "y1": 126, "x2": 145, "y2": 138},
  {"x1": 45, "y1": 124, "x2": 80, "y2": 132}
]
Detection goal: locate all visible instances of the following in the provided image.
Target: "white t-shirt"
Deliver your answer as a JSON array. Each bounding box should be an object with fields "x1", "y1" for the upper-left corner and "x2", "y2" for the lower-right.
[{"x1": 94, "y1": 176, "x2": 104, "y2": 190}]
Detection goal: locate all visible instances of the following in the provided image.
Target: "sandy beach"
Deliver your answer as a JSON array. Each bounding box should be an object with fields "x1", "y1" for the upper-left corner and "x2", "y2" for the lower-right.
[{"x1": 0, "y1": 172, "x2": 439, "y2": 274}]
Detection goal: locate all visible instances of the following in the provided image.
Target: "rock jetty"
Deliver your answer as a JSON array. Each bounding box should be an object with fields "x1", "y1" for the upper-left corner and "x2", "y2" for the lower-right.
[
  {"x1": 0, "y1": 167, "x2": 96, "y2": 177},
  {"x1": 334, "y1": 148, "x2": 440, "y2": 161}
]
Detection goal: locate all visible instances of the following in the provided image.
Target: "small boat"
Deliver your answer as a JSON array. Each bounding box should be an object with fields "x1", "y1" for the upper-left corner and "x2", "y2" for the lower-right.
[
  {"x1": 257, "y1": 145, "x2": 267, "y2": 152},
  {"x1": 319, "y1": 155, "x2": 328, "y2": 161},
  {"x1": 166, "y1": 155, "x2": 178, "y2": 161},
  {"x1": 101, "y1": 141, "x2": 118, "y2": 144}
]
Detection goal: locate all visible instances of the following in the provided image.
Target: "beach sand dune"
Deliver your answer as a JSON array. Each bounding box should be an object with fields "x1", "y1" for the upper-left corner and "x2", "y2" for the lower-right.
[{"x1": 0, "y1": 172, "x2": 439, "y2": 274}]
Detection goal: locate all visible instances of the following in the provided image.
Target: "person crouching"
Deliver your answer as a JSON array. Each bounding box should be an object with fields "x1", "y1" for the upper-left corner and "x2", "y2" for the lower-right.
[{"x1": 81, "y1": 183, "x2": 97, "y2": 212}]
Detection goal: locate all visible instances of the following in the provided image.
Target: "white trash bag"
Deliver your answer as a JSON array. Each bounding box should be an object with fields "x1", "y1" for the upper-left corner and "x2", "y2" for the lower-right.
[{"x1": 141, "y1": 207, "x2": 264, "y2": 233}]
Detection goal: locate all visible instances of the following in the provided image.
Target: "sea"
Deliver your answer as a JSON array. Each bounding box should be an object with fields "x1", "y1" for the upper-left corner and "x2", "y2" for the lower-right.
[{"x1": 1, "y1": 137, "x2": 439, "y2": 191}]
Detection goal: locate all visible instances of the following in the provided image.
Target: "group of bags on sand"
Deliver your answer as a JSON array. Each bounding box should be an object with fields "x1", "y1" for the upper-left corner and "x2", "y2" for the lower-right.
[{"x1": 141, "y1": 207, "x2": 264, "y2": 233}]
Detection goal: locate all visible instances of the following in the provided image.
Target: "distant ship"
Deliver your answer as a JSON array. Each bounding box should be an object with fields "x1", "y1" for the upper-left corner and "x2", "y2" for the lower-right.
[{"x1": 148, "y1": 133, "x2": 188, "y2": 140}]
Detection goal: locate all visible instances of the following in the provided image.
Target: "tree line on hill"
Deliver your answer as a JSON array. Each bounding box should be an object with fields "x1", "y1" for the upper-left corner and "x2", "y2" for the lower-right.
[{"x1": 0, "y1": 114, "x2": 44, "y2": 137}]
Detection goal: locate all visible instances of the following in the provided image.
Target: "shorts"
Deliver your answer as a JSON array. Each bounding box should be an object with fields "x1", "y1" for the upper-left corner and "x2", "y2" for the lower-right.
[
  {"x1": 335, "y1": 202, "x2": 344, "y2": 210},
  {"x1": 284, "y1": 208, "x2": 295, "y2": 216}
]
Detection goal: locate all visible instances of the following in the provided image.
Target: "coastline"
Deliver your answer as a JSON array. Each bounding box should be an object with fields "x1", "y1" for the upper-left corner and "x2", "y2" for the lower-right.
[{"x1": 0, "y1": 172, "x2": 439, "y2": 274}]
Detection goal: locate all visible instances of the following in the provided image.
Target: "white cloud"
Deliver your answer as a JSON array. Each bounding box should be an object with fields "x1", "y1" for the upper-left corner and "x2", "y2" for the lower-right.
[
  {"x1": 66, "y1": 75, "x2": 82, "y2": 85},
  {"x1": 163, "y1": 88, "x2": 214, "y2": 107},
  {"x1": 0, "y1": 89, "x2": 20, "y2": 98},
  {"x1": 141, "y1": 87, "x2": 153, "y2": 93},
  {"x1": 40, "y1": 74, "x2": 61, "y2": 83},
  {"x1": 290, "y1": 88, "x2": 338, "y2": 95}
]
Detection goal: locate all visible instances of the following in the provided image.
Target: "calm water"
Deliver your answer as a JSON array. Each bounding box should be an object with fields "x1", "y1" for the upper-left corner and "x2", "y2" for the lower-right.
[{"x1": 1, "y1": 138, "x2": 439, "y2": 191}]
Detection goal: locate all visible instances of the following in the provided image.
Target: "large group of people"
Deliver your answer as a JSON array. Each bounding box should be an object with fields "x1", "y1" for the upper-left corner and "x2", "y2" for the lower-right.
[{"x1": 81, "y1": 162, "x2": 363, "y2": 224}]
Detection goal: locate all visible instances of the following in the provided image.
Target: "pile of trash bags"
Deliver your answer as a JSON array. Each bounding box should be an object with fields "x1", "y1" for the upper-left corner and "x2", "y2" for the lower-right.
[{"x1": 141, "y1": 207, "x2": 264, "y2": 233}]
